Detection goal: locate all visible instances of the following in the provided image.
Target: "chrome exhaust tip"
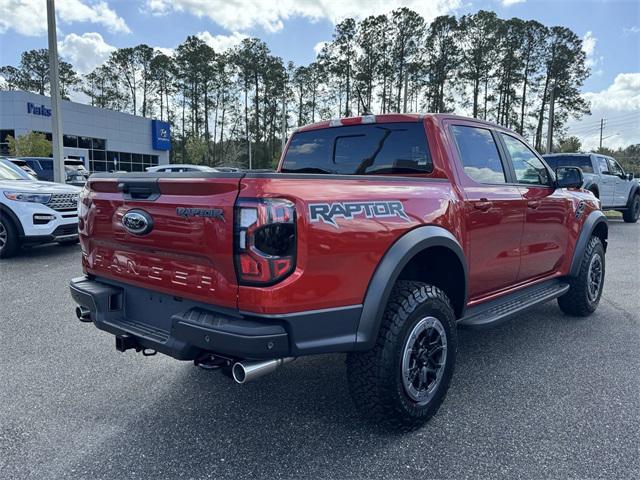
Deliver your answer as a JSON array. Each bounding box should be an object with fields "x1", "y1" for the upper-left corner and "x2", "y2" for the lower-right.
[
  {"x1": 76, "y1": 306, "x2": 91, "y2": 322},
  {"x1": 232, "y1": 357, "x2": 295, "y2": 384}
]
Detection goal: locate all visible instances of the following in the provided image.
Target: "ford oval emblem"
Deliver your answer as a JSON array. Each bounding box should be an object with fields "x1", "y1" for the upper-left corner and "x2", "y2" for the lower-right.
[{"x1": 122, "y1": 209, "x2": 154, "y2": 236}]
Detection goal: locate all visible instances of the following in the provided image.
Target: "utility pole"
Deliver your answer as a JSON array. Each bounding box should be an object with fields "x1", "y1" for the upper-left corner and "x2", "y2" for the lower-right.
[
  {"x1": 46, "y1": 0, "x2": 65, "y2": 183},
  {"x1": 599, "y1": 118, "x2": 605, "y2": 150},
  {"x1": 546, "y1": 82, "x2": 556, "y2": 154}
]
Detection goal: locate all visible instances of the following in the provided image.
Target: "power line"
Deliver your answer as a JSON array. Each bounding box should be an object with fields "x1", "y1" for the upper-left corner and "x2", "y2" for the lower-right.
[
  {"x1": 567, "y1": 112, "x2": 640, "y2": 132},
  {"x1": 569, "y1": 118, "x2": 640, "y2": 138}
]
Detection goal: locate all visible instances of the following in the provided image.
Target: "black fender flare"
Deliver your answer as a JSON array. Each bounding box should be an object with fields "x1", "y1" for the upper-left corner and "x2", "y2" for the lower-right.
[
  {"x1": 0, "y1": 204, "x2": 24, "y2": 237},
  {"x1": 569, "y1": 210, "x2": 608, "y2": 277},
  {"x1": 583, "y1": 181, "x2": 599, "y2": 196},
  {"x1": 626, "y1": 183, "x2": 640, "y2": 208},
  {"x1": 353, "y1": 225, "x2": 468, "y2": 351}
]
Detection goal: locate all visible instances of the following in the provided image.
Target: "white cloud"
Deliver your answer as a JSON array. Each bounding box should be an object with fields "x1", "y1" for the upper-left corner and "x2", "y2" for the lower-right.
[
  {"x1": 154, "y1": 47, "x2": 175, "y2": 57},
  {"x1": 145, "y1": 0, "x2": 461, "y2": 33},
  {"x1": 566, "y1": 73, "x2": 640, "y2": 149},
  {"x1": 195, "y1": 31, "x2": 247, "y2": 52},
  {"x1": 582, "y1": 31, "x2": 603, "y2": 75},
  {"x1": 0, "y1": 0, "x2": 130, "y2": 36},
  {"x1": 582, "y1": 31, "x2": 596, "y2": 59},
  {"x1": 623, "y1": 26, "x2": 640, "y2": 35},
  {"x1": 500, "y1": 0, "x2": 526, "y2": 6},
  {"x1": 58, "y1": 32, "x2": 116, "y2": 73},
  {"x1": 314, "y1": 41, "x2": 328, "y2": 56}
]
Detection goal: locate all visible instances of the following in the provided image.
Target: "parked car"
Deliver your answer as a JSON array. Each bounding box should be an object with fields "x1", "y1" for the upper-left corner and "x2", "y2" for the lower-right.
[
  {"x1": 71, "y1": 114, "x2": 607, "y2": 430},
  {"x1": 19, "y1": 157, "x2": 90, "y2": 187},
  {"x1": 146, "y1": 164, "x2": 218, "y2": 173},
  {"x1": 2, "y1": 157, "x2": 38, "y2": 178},
  {"x1": 0, "y1": 158, "x2": 81, "y2": 258},
  {"x1": 146, "y1": 164, "x2": 242, "y2": 173},
  {"x1": 544, "y1": 153, "x2": 640, "y2": 223}
]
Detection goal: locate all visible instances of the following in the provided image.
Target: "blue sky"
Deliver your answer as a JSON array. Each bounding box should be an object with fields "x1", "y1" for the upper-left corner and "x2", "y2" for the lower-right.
[{"x1": 0, "y1": 0, "x2": 638, "y2": 147}]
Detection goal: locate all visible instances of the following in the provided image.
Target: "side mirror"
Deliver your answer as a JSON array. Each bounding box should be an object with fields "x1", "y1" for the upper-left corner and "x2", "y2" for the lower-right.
[
  {"x1": 627, "y1": 173, "x2": 634, "y2": 181},
  {"x1": 555, "y1": 166, "x2": 584, "y2": 189}
]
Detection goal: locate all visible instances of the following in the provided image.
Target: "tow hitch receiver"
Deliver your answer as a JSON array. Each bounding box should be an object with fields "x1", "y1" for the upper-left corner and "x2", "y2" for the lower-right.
[
  {"x1": 115, "y1": 334, "x2": 138, "y2": 353},
  {"x1": 195, "y1": 353, "x2": 233, "y2": 370}
]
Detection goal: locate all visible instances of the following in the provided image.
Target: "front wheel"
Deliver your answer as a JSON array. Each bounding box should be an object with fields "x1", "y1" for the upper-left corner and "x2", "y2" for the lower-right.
[
  {"x1": 0, "y1": 215, "x2": 19, "y2": 258},
  {"x1": 558, "y1": 236, "x2": 605, "y2": 316},
  {"x1": 622, "y1": 195, "x2": 640, "y2": 223},
  {"x1": 346, "y1": 281, "x2": 457, "y2": 431}
]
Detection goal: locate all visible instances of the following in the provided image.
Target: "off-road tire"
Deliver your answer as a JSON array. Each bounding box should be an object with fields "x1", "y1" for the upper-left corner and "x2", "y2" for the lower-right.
[
  {"x1": 558, "y1": 236, "x2": 605, "y2": 316},
  {"x1": 346, "y1": 281, "x2": 457, "y2": 431},
  {"x1": 622, "y1": 194, "x2": 640, "y2": 223},
  {"x1": 0, "y1": 214, "x2": 19, "y2": 258}
]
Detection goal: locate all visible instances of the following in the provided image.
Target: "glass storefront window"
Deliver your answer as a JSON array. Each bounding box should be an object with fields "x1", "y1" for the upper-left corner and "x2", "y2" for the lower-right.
[
  {"x1": 92, "y1": 150, "x2": 105, "y2": 161},
  {"x1": 63, "y1": 135, "x2": 78, "y2": 148},
  {"x1": 92, "y1": 138, "x2": 106, "y2": 150},
  {"x1": 91, "y1": 160, "x2": 107, "y2": 172},
  {"x1": 86, "y1": 150, "x2": 162, "y2": 173}
]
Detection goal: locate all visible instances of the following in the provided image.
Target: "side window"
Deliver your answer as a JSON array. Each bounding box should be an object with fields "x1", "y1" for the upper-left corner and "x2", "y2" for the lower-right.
[
  {"x1": 451, "y1": 125, "x2": 506, "y2": 184},
  {"x1": 500, "y1": 134, "x2": 551, "y2": 185},
  {"x1": 608, "y1": 159, "x2": 624, "y2": 177},
  {"x1": 596, "y1": 157, "x2": 610, "y2": 174}
]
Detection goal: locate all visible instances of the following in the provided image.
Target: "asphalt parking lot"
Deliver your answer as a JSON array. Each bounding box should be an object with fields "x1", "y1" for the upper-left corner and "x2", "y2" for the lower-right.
[{"x1": 1, "y1": 219, "x2": 639, "y2": 480}]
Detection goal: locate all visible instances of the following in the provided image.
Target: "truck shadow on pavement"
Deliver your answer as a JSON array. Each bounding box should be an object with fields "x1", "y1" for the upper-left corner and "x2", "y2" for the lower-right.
[
  {"x1": 15, "y1": 242, "x2": 79, "y2": 260},
  {"x1": 65, "y1": 300, "x2": 636, "y2": 479}
]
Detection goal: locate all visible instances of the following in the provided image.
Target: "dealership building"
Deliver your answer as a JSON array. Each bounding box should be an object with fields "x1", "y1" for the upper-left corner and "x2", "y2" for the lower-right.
[{"x1": 0, "y1": 90, "x2": 170, "y2": 172}]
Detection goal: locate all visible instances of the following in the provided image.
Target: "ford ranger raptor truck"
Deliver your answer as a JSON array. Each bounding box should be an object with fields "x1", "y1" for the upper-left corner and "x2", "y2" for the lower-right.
[{"x1": 70, "y1": 114, "x2": 608, "y2": 430}]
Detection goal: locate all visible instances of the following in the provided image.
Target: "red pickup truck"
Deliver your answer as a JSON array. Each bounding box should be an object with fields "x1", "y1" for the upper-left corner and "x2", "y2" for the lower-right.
[{"x1": 70, "y1": 114, "x2": 607, "y2": 430}]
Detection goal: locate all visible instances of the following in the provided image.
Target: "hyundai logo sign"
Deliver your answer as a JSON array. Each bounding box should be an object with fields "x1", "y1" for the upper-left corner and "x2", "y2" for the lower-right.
[
  {"x1": 27, "y1": 102, "x2": 52, "y2": 117},
  {"x1": 151, "y1": 120, "x2": 171, "y2": 151},
  {"x1": 122, "y1": 209, "x2": 154, "y2": 236}
]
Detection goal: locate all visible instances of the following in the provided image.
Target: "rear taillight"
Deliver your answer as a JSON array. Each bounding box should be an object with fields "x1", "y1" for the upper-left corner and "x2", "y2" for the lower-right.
[
  {"x1": 234, "y1": 198, "x2": 296, "y2": 285},
  {"x1": 78, "y1": 185, "x2": 93, "y2": 230}
]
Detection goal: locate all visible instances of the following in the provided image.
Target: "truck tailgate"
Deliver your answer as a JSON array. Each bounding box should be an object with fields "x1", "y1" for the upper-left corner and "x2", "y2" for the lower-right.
[{"x1": 79, "y1": 174, "x2": 242, "y2": 309}]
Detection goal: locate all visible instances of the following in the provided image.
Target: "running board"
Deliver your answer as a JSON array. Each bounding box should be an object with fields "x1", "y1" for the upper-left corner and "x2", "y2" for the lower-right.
[{"x1": 458, "y1": 280, "x2": 570, "y2": 329}]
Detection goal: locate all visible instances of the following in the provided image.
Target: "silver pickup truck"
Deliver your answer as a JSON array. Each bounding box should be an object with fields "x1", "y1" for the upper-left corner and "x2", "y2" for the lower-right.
[{"x1": 544, "y1": 153, "x2": 640, "y2": 223}]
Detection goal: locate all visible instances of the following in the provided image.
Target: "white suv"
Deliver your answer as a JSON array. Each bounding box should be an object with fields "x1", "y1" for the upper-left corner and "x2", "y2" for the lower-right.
[{"x1": 0, "y1": 159, "x2": 81, "y2": 258}]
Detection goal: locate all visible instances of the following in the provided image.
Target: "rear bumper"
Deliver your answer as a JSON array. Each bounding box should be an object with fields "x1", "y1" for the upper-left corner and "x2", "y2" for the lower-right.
[{"x1": 70, "y1": 276, "x2": 362, "y2": 361}]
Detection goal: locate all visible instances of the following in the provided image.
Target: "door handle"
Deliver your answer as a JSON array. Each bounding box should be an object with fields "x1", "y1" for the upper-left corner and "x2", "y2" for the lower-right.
[
  {"x1": 527, "y1": 200, "x2": 541, "y2": 209},
  {"x1": 473, "y1": 200, "x2": 493, "y2": 212}
]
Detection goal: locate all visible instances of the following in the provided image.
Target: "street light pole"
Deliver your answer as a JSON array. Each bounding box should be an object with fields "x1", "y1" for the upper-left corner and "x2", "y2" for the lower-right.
[{"x1": 46, "y1": 0, "x2": 65, "y2": 183}]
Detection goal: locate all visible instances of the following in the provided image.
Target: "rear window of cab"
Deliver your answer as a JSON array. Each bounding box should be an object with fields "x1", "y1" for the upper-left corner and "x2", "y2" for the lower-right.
[
  {"x1": 281, "y1": 122, "x2": 432, "y2": 175},
  {"x1": 544, "y1": 155, "x2": 595, "y2": 174}
]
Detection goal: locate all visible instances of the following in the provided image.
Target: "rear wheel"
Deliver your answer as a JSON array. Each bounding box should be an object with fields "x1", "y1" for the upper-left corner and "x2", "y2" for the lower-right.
[
  {"x1": 622, "y1": 195, "x2": 640, "y2": 223},
  {"x1": 558, "y1": 236, "x2": 605, "y2": 316},
  {"x1": 346, "y1": 281, "x2": 457, "y2": 431},
  {"x1": 0, "y1": 215, "x2": 19, "y2": 258}
]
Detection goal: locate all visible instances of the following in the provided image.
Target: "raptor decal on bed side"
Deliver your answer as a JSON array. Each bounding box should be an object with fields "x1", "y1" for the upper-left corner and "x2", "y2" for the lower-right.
[{"x1": 308, "y1": 200, "x2": 409, "y2": 228}]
